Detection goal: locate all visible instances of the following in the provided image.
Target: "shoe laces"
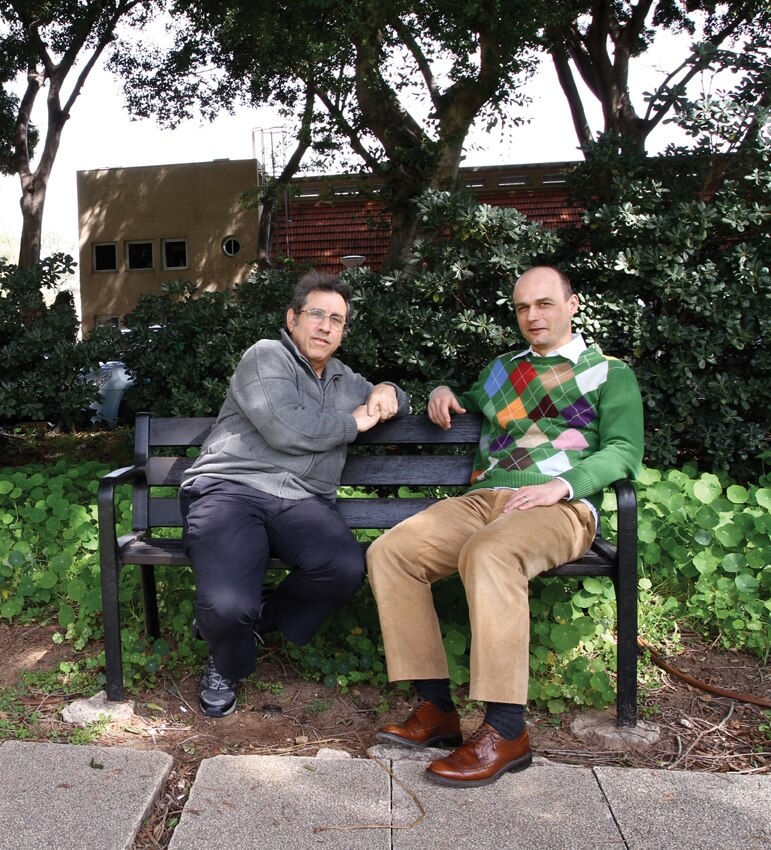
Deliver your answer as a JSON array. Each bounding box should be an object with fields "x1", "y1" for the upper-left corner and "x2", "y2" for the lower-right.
[
  {"x1": 408, "y1": 700, "x2": 433, "y2": 719},
  {"x1": 465, "y1": 723, "x2": 498, "y2": 748},
  {"x1": 205, "y1": 657, "x2": 235, "y2": 692}
]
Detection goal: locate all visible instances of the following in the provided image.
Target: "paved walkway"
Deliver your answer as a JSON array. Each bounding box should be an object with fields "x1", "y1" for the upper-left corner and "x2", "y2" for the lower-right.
[{"x1": 0, "y1": 739, "x2": 769, "y2": 850}]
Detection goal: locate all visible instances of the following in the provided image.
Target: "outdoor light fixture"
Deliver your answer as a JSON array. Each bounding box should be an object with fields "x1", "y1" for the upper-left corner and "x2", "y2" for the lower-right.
[{"x1": 340, "y1": 255, "x2": 366, "y2": 268}]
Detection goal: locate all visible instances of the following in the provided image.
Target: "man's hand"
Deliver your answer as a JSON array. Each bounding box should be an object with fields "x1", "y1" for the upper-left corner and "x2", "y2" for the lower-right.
[
  {"x1": 502, "y1": 479, "x2": 570, "y2": 513},
  {"x1": 353, "y1": 404, "x2": 382, "y2": 432},
  {"x1": 427, "y1": 386, "x2": 466, "y2": 430},
  {"x1": 366, "y1": 384, "x2": 399, "y2": 422}
]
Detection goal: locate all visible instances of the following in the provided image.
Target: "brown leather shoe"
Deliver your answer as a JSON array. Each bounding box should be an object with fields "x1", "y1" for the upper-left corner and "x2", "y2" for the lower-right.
[
  {"x1": 426, "y1": 723, "x2": 532, "y2": 787},
  {"x1": 375, "y1": 701, "x2": 463, "y2": 749}
]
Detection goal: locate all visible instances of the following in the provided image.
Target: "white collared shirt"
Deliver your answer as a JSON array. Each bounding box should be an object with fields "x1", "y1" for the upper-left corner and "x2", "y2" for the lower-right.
[{"x1": 515, "y1": 332, "x2": 587, "y2": 364}]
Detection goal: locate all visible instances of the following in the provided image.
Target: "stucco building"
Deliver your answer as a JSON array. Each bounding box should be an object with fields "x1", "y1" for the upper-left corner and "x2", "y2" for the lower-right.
[
  {"x1": 76, "y1": 158, "x2": 260, "y2": 333},
  {"x1": 77, "y1": 158, "x2": 578, "y2": 333}
]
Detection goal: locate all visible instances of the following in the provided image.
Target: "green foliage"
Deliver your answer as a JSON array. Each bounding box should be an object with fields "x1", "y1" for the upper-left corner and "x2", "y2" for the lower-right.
[
  {"x1": 118, "y1": 273, "x2": 296, "y2": 416},
  {"x1": 0, "y1": 680, "x2": 43, "y2": 740},
  {"x1": 112, "y1": 87, "x2": 771, "y2": 478},
  {"x1": 635, "y1": 465, "x2": 771, "y2": 662},
  {"x1": 0, "y1": 255, "x2": 114, "y2": 427},
  {"x1": 117, "y1": 199, "x2": 558, "y2": 417},
  {"x1": 0, "y1": 457, "x2": 202, "y2": 691},
  {"x1": 284, "y1": 585, "x2": 388, "y2": 691},
  {"x1": 0, "y1": 459, "x2": 113, "y2": 643},
  {"x1": 527, "y1": 577, "x2": 619, "y2": 713},
  {"x1": 560, "y1": 94, "x2": 771, "y2": 475},
  {"x1": 1, "y1": 456, "x2": 768, "y2": 711},
  {"x1": 0, "y1": 666, "x2": 108, "y2": 744}
]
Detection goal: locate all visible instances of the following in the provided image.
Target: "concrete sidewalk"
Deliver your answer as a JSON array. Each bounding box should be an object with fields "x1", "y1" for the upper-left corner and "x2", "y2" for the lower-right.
[{"x1": 0, "y1": 740, "x2": 769, "y2": 850}]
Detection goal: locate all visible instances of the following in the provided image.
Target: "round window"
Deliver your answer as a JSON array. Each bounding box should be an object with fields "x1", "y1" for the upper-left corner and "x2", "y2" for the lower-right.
[{"x1": 222, "y1": 236, "x2": 241, "y2": 257}]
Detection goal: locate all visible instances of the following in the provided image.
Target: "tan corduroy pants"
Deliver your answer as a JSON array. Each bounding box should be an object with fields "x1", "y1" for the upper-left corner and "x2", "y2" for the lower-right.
[{"x1": 367, "y1": 489, "x2": 596, "y2": 704}]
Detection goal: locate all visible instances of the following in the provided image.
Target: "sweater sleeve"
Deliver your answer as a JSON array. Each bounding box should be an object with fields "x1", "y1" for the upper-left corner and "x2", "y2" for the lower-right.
[
  {"x1": 457, "y1": 363, "x2": 494, "y2": 414},
  {"x1": 559, "y1": 360, "x2": 644, "y2": 499},
  {"x1": 229, "y1": 343, "x2": 362, "y2": 454}
]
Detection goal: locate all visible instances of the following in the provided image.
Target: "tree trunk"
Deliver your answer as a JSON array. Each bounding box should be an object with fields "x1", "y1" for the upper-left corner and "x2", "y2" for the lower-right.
[
  {"x1": 9, "y1": 0, "x2": 142, "y2": 268},
  {"x1": 17, "y1": 99, "x2": 65, "y2": 268},
  {"x1": 17, "y1": 177, "x2": 47, "y2": 269},
  {"x1": 354, "y1": 11, "x2": 505, "y2": 270}
]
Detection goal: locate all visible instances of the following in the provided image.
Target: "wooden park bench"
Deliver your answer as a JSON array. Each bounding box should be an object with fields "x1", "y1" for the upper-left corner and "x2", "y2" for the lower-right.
[{"x1": 98, "y1": 412, "x2": 639, "y2": 725}]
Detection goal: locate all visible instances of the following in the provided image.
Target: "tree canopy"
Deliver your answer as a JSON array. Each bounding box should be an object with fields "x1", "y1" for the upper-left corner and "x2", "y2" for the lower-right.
[
  {"x1": 544, "y1": 0, "x2": 770, "y2": 155},
  {"x1": 111, "y1": 0, "x2": 545, "y2": 268},
  {"x1": 111, "y1": 1, "x2": 771, "y2": 266},
  {"x1": 0, "y1": 0, "x2": 162, "y2": 267}
]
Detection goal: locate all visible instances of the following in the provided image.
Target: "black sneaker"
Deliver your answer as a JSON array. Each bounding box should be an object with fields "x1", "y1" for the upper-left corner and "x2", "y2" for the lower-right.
[{"x1": 199, "y1": 656, "x2": 239, "y2": 717}]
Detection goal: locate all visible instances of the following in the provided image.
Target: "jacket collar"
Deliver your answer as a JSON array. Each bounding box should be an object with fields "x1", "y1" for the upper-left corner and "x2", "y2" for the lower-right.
[{"x1": 280, "y1": 328, "x2": 344, "y2": 379}]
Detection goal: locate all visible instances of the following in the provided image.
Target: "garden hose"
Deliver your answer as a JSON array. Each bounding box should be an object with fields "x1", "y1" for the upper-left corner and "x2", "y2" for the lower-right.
[{"x1": 638, "y1": 637, "x2": 771, "y2": 710}]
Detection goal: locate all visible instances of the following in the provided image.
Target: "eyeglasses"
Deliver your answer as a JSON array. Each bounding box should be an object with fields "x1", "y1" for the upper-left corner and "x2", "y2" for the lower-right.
[{"x1": 298, "y1": 308, "x2": 347, "y2": 330}]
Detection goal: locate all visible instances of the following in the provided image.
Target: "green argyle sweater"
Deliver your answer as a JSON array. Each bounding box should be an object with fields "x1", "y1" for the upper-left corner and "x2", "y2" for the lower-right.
[{"x1": 459, "y1": 344, "x2": 644, "y2": 511}]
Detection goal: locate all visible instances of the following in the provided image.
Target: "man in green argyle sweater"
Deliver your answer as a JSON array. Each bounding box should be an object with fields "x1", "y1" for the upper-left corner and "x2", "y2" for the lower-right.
[{"x1": 368, "y1": 265, "x2": 644, "y2": 788}]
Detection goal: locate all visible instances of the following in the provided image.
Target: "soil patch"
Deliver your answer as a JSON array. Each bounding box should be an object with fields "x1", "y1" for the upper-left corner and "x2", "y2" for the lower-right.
[
  {"x1": 2, "y1": 622, "x2": 768, "y2": 771},
  {"x1": 1, "y1": 623, "x2": 769, "y2": 848}
]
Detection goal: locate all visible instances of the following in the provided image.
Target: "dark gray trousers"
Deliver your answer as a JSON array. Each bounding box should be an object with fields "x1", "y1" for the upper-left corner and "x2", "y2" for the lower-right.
[{"x1": 180, "y1": 476, "x2": 365, "y2": 680}]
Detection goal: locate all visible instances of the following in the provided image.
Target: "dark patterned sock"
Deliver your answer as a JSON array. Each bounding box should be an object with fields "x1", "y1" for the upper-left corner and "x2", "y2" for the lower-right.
[
  {"x1": 484, "y1": 702, "x2": 526, "y2": 739},
  {"x1": 414, "y1": 679, "x2": 455, "y2": 713}
]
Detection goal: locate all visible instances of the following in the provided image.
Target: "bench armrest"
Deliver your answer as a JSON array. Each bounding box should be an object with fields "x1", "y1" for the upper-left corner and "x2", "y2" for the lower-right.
[
  {"x1": 611, "y1": 478, "x2": 637, "y2": 573},
  {"x1": 98, "y1": 465, "x2": 146, "y2": 557}
]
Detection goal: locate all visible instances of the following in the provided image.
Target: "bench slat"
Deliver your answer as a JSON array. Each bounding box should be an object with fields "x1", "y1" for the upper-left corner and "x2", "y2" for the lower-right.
[
  {"x1": 148, "y1": 496, "x2": 449, "y2": 529},
  {"x1": 354, "y1": 414, "x2": 481, "y2": 444},
  {"x1": 146, "y1": 457, "x2": 197, "y2": 486},
  {"x1": 145, "y1": 414, "x2": 483, "y2": 449},
  {"x1": 149, "y1": 417, "x2": 217, "y2": 446},
  {"x1": 117, "y1": 537, "x2": 617, "y2": 578},
  {"x1": 341, "y1": 455, "x2": 472, "y2": 486},
  {"x1": 145, "y1": 454, "x2": 475, "y2": 489}
]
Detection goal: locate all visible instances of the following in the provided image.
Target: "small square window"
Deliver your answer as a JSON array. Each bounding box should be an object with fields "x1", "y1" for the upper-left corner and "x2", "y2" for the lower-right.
[
  {"x1": 163, "y1": 239, "x2": 188, "y2": 270},
  {"x1": 127, "y1": 241, "x2": 154, "y2": 270},
  {"x1": 93, "y1": 243, "x2": 118, "y2": 272}
]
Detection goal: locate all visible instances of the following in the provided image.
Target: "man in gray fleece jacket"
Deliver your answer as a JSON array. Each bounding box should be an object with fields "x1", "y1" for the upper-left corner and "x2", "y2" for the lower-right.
[{"x1": 180, "y1": 271, "x2": 410, "y2": 716}]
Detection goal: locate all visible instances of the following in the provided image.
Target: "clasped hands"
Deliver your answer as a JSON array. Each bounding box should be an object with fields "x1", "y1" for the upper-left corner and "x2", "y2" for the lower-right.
[{"x1": 353, "y1": 383, "x2": 399, "y2": 431}]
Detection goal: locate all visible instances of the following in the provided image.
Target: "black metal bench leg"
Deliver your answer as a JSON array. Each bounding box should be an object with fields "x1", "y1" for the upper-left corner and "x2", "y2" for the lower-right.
[
  {"x1": 100, "y1": 555, "x2": 124, "y2": 702},
  {"x1": 613, "y1": 479, "x2": 639, "y2": 728},
  {"x1": 615, "y1": 576, "x2": 638, "y2": 727},
  {"x1": 141, "y1": 565, "x2": 161, "y2": 639}
]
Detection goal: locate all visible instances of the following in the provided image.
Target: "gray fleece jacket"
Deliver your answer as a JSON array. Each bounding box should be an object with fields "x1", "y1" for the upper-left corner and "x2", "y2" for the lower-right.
[{"x1": 181, "y1": 329, "x2": 410, "y2": 501}]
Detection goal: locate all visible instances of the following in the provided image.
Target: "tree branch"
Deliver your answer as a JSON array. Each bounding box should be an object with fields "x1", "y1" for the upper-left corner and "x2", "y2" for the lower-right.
[
  {"x1": 550, "y1": 40, "x2": 594, "y2": 153},
  {"x1": 312, "y1": 83, "x2": 382, "y2": 172},
  {"x1": 389, "y1": 16, "x2": 440, "y2": 110}
]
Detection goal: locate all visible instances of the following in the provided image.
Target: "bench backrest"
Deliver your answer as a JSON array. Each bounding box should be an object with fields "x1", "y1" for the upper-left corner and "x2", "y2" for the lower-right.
[{"x1": 133, "y1": 412, "x2": 482, "y2": 533}]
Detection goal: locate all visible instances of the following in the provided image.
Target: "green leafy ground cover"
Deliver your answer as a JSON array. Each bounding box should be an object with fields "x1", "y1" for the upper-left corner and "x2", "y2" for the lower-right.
[{"x1": 1, "y1": 431, "x2": 768, "y2": 714}]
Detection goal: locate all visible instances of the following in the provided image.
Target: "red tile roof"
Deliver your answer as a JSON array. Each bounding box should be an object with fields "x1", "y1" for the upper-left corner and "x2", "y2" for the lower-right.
[
  {"x1": 480, "y1": 190, "x2": 583, "y2": 228},
  {"x1": 270, "y1": 163, "x2": 582, "y2": 272},
  {"x1": 271, "y1": 198, "x2": 391, "y2": 272}
]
